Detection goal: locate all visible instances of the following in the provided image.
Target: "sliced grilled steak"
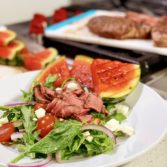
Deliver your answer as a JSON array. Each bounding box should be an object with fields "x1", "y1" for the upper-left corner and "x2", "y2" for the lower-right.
[
  {"x1": 87, "y1": 16, "x2": 151, "y2": 39},
  {"x1": 126, "y1": 11, "x2": 158, "y2": 27},
  {"x1": 152, "y1": 16, "x2": 167, "y2": 47},
  {"x1": 34, "y1": 82, "x2": 109, "y2": 121}
]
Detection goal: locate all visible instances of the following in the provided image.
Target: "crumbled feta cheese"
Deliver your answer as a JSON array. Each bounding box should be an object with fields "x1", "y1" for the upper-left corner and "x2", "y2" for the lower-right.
[
  {"x1": 82, "y1": 131, "x2": 93, "y2": 142},
  {"x1": 35, "y1": 108, "x2": 46, "y2": 119},
  {"x1": 0, "y1": 117, "x2": 8, "y2": 125},
  {"x1": 83, "y1": 131, "x2": 90, "y2": 137},
  {"x1": 105, "y1": 119, "x2": 120, "y2": 132},
  {"x1": 86, "y1": 135, "x2": 93, "y2": 142},
  {"x1": 66, "y1": 81, "x2": 80, "y2": 91},
  {"x1": 55, "y1": 87, "x2": 62, "y2": 92},
  {"x1": 120, "y1": 124, "x2": 134, "y2": 136},
  {"x1": 115, "y1": 104, "x2": 130, "y2": 117},
  {"x1": 105, "y1": 119, "x2": 134, "y2": 136}
]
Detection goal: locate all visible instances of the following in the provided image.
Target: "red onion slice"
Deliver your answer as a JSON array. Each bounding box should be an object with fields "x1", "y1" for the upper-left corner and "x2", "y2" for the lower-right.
[
  {"x1": 81, "y1": 124, "x2": 116, "y2": 143},
  {"x1": 5, "y1": 102, "x2": 36, "y2": 107},
  {"x1": 8, "y1": 155, "x2": 51, "y2": 167}
]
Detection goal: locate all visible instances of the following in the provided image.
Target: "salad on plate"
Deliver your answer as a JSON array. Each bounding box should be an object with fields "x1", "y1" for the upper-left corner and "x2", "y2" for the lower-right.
[{"x1": 0, "y1": 55, "x2": 140, "y2": 166}]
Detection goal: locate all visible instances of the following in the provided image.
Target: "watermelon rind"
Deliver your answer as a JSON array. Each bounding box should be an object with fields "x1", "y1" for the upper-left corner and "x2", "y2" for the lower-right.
[
  {"x1": 41, "y1": 48, "x2": 58, "y2": 67},
  {"x1": 99, "y1": 64, "x2": 141, "y2": 99},
  {"x1": 0, "y1": 30, "x2": 16, "y2": 46},
  {"x1": 75, "y1": 55, "x2": 93, "y2": 64},
  {"x1": 0, "y1": 40, "x2": 24, "y2": 60},
  {"x1": 30, "y1": 52, "x2": 61, "y2": 90},
  {"x1": 9, "y1": 40, "x2": 24, "y2": 52}
]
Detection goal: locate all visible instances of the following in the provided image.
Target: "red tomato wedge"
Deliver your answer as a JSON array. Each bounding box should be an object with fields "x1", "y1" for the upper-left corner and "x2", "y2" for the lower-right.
[
  {"x1": 37, "y1": 115, "x2": 55, "y2": 137},
  {"x1": 91, "y1": 59, "x2": 141, "y2": 98},
  {"x1": 34, "y1": 57, "x2": 71, "y2": 87},
  {"x1": 71, "y1": 55, "x2": 93, "y2": 90},
  {"x1": 0, "y1": 123, "x2": 15, "y2": 142}
]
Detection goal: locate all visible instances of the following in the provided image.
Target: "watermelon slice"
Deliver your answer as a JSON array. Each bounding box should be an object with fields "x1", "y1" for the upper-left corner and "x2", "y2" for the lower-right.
[
  {"x1": 71, "y1": 55, "x2": 94, "y2": 90},
  {"x1": 33, "y1": 56, "x2": 70, "y2": 87},
  {"x1": 0, "y1": 30, "x2": 16, "y2": 46},
  {"x1": 23, "y1": 48, "x2": 58, "y2": 70},
  {"x1": 91, "y1": 59, "x2": 141, "y2": 98},
  {"x1": 0, "y1": 40, "x2": 24, "y2": 60}
]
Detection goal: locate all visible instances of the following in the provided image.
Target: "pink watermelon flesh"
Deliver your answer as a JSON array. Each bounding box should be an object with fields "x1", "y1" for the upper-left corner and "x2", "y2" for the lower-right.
[
  {"x1": 0, "y1": 30, "x2": 16, "y2": 46},
  {"x1": 0, "y1": 40, "x2": 24, "y2": 60}
]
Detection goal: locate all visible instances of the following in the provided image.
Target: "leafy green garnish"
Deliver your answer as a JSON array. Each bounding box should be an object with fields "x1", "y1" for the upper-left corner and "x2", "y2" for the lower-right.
[
  {"x1": 106, "y1": 104, "x2": 116, "y2": 114},
  {"x1": 61, "y1": 130, "x2": 115, "y2": 160},
  {"x1": 90, "y1": 111, "x2": 105, "y2": 119},
  {"x1": 21, "y1": 90, "x2": 34, "y2": 102},
  {"x1": 84, "y1": 131, "x2": 115, "y2": 156},
  {"x1": 11, "y1": 120, "x2": 81, "y2": 163},
  {"x1": 0, "y1": 106, "x2": 22, "y2": 122},
  {"x1": 114, "y1": 131, "x2": 125, "y2": 137},
  {"x1": 13, "y1": 106, "x2": 39, "y2": 160},
  {"x1": 21, "y1": 106, "x2": 39, "y2": 146},
  {"x1": 44, "y1": 74, "x2": 58, "y2": 88},
  {"x1": 105, "y1": 112, "x2": 126, "y2": 123}
]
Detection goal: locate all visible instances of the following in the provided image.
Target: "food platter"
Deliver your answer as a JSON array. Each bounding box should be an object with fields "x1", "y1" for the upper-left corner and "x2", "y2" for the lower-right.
[
  {"x1": 45, "y1": 10, "x2": 167, "y2": 56},
  {"x1": 0, "y1": 71, "x2": 167, "y2": 167}
]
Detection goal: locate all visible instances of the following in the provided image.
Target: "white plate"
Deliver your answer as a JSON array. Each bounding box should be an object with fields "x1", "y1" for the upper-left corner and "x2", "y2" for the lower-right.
[
  {"x1": 0, "y1": 71, "x2": 167, "y2": 167},
  {"x1": 45, "y1": 10, "x2": 167, "y2": 56}
]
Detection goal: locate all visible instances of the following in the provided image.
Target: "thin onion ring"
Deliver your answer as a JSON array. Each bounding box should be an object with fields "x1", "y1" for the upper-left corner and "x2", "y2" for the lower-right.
[
  {"x1": 8, "y1": 154, "x2": 51, "y2": 167},
  {"x1": 81, "y1": 124, "x2": 116, "y2": 143}
]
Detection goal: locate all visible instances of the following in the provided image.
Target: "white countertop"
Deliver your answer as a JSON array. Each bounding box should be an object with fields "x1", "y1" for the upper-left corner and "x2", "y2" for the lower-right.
[{"x1": 122, "y1": 134, "x2": 167, "y2": 167}]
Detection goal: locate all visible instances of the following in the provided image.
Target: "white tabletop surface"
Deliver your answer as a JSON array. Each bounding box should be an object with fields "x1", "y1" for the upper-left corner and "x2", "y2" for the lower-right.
[{"x1": 122, "y1": 134, "x2": 167, "y2": 167}]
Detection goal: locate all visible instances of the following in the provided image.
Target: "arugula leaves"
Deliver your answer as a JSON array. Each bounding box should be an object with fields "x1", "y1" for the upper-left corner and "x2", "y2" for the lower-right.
[
  {"x1": 61, "y1": 130, "x2": 115, "y2": 160},
  {"x1": 44, "y1": 74, "x2": 58, "y2": 88},
  {"x1": 21, "y1": 90, "x2": 34, "y2": 102},
  {"x1": 30, "y1": 120, "x2": 81, "y2": 154},
  {"x1": 0, "y1": 106, "x2": 22, "y2": 122},
  {"x1": 11, "y1": 120, "x2": 82, "y2": 163},
  {"x1": 105, "y1": 112, "x2": 126, "y2": 123},
  {"x1": 21, "y1": 106, "x2": 39, "y2": 146}
]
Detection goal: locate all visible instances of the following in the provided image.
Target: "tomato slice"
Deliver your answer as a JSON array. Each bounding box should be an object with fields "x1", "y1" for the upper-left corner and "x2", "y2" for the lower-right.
[
  {"x1": 91, "y1": 59, "x2": 140, "y2": 97},
  {"x1": 37, "y1": 114, "x2": 56, "y2": 137},
  {"x1": 71, "y1": 55, "x2": 93, "y2": 89},
  {"x1": 0, "y1": 123, "x2": 14, "y2": 142}
]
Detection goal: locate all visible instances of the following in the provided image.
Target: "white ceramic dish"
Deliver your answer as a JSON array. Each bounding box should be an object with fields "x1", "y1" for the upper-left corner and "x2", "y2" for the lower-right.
[
  {"x1": 45, "y1": 10, "x2": 167, "y2": 56},
  {"x1": 0, "y1": 71, "x2": 167, "y2": 167}
]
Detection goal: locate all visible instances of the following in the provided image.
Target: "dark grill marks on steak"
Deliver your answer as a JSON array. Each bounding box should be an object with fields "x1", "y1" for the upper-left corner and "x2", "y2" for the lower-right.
[
  {"x1": 152, "y1": 16, "x2": 167, "y2": 47},
  {"x1": 87, "y1": 16, "x2": 151, "y2": 39},
  {"x1": 33, "y1": 82, "x2": 109, "y2": 122}
]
